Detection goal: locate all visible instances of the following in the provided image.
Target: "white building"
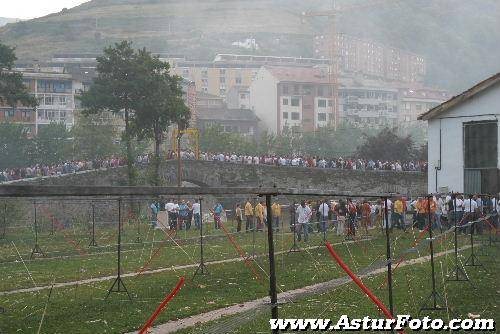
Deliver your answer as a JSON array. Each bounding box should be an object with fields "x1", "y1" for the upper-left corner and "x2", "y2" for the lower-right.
[{"x1": 419, "y1": 73, "x2": 500, "y2": 195}]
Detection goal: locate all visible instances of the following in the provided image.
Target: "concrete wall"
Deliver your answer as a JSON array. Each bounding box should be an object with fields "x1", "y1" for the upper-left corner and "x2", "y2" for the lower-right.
[
  {"x1": 427, "y1": 84, "x2": 500, "y2": 193},
  {"x1": 10, "y1": 161, "x2": 426, "y2": 196}
]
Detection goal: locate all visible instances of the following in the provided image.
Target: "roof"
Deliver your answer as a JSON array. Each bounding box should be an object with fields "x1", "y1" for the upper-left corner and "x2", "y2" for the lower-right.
[
  {"x1": 265, "y1": 66, "x2": 332, "y2": 84},
  {"x1": 418, "y1": 72, "x2": 500, "y2": 120},
  {"x1": 196, "y1": 91, "x2": 222, "y2": 100},
  {"x1": 197, "y1": 107, "x2": 259, "y2": 122}
]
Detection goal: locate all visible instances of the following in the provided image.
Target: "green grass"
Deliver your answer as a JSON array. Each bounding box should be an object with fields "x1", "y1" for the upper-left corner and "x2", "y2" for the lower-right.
[
  {"x1": 178, "y1": 240, "x2": 500, "y2": 334},
  {"x1": 0, "y1": 216, "x2": 494, "y2": 333}
]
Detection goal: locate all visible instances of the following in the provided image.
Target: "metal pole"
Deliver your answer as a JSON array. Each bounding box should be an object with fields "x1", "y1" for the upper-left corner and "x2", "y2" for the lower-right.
[
  {"x1": 136, "y1": 201, "x2": 141, "y2": 243},
  {"x1": 384, "y1": 197, "x2": 394, "y2": 319},
  {"x1": 200, "y1": 198, "x2": 204, "y2": 268},
  {"x1": 177, "y1": 135, "x2": 182, "y2": 187},
  {"x1": 1, "y1": 202, "x2": 6, "y2": 238},
  {"x1": 427, "y1": 196, "x2": 437, "y2": 308},
  {"x1": 266, "y1": 194, "x2": 278, "y2": 329},
  {"x1": 89, "y1": 202, "x2": 97, "y2": 247},
  {"x1": 34, "y1": 201, "x2": 38, "y2": 246},
  {"x1": 453, "y1": 196, "x2": 458, "y2": 268},
  {"x1": 118, "y1": 198, "x2": 122, "y2": 279}
]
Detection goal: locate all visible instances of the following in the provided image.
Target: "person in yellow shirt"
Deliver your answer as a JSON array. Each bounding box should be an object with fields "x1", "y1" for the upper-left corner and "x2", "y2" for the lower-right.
[
  {"x1": 271, "y1": 202, "x2": 281, "y2": 231},
  {"x1": 244, "y1": 199, "x2": 254, "y2": 232},
  {"x1": 255, "y1": 201, "x2": 264, "y2": 231},
  {"x1": 393, "y1": 198, "x2": 405, "y2": 231}
]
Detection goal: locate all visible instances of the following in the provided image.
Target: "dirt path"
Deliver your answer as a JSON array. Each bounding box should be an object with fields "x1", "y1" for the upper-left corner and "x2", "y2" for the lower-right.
[
  {"x1": 0, "y1": 238, "x2": 370, "y2": 296},
  {"x1": 133, "y1": 245, "x2": 471, "y2": 334}
]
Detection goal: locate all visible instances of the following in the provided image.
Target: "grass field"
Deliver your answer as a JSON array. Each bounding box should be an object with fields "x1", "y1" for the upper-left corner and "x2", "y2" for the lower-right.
[{"x1": 0, "y1": 207, "x2": 498, "y2": 333}]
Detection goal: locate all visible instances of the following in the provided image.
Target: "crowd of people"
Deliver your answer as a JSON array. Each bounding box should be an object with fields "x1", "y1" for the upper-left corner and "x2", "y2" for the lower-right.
[
  {"x1": 149, "y1": 193, "x2": 500, "y2": 243},
  {"x1": 170, "y1": 150, "x2": 428, "y2": 172},
  {"x1": 0, "y1": 154, "x2": 156, "y2": 183},
  {"x1": 1, "y1": 148, "x2": 427, "y2": 184},
  {"x1": 0, "y1": 157, "x2": 127, "y2": 183}
]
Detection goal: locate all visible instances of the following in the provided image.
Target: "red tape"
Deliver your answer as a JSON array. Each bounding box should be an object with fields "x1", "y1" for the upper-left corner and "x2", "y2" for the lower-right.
[
  {"x1": 325, "y1": 241, "x2": 405, "y2": 334},
  {"x1": 138, "y1": 276, "x2": 185, "y2": 334},
  {"x1": 41, "y1": 208, "x2": 87, "y2": 256},
  {"x1": 218, "y1": 221, "x2": 263, "y2": 283}
]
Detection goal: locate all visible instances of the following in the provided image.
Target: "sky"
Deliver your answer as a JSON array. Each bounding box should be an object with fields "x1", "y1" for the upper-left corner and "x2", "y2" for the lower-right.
[{"x1": 1, "y1": 0, "x2": 90, "y2": 19}]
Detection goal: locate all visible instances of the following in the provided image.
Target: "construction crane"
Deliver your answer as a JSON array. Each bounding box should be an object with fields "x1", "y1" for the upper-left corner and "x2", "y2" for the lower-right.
[{"x1": 302, "y1": 0, "x2": 399, "y2": 130}]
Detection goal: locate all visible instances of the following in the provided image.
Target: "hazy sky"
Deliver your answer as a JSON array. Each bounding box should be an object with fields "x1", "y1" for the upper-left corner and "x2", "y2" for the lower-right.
[{"x1": 2, "y1": 0, "x2": 90, "y2": 19}]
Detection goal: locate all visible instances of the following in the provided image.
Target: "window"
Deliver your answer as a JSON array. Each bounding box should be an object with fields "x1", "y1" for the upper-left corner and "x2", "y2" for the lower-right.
[
  {"x1": 291, "y1": 112, "x2": 300, "y2": 120},
  {"x1": 291, "y1": 98, "x2": 300, "y2": 107},
  {"x1": 236, "y1": 77, "x2": 242, "y2": 84},
  {"x1": 328, "y1": 100, "x2": 333, "y2": 107},
  {"x1": 318, "y1": 113, "x2": 327, "y2": 122},
  {"x1": 318, "y1": 99, "x2": 327, "y2": 108},
  {"x1": 220, "y1": 88, "x2": 226, "y2": 96},
  {"x1": 405, "y1": 103, "x2": 410, "y2": 110},
  {"x1": 416, "y1": 104, "x2": 422, "y2": 111},
  {"x1": 282, "y1": 98, "x2": 288, "y2": 105},
  {"x1": 303, "y1": 85, "x2": 312, "y2": 95},
  {"x1": 318, "y1": 86, "x2": 324, "y2": 96},
  {"x1": 45, "y1": 96, "x2": 54, "y2": 105},
  {"x1": 282, "y1": 85, "x2": 289, "y2": 94},
  {"x1": 220, "y1": 77, "x2": 225, "y2": 83},
  {"x1": 293, "y1": 85, "x2": 299, "y2": 94},
  {"x1": 7, "y1": 109, "x2": 14, "y2": 117},
  {"x1": 182, "y1": 69, "x2": 189, "y2": 77},
  {"x1": 240, "y1": 93, "x2": 246, "y2": 99},
  {"x1": 219, "y1": 69, "x2": 226, "y2": 75},
  {"x1": 202, "y1": 69, "x2": 208, "y2": 77},
  {"x1": 201, "y1": 78, "x2": 208, "y2": 87},
  {"x1": 22, "y1": 110, "x2": 30, "y2": 119},
  {"x1": 283, "y1": 112, "x2": 288, "y2": 119}
]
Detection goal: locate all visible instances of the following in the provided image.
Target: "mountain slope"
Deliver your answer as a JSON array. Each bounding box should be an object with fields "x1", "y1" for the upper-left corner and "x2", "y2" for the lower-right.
[
  {"x1": 0, "y1": 0, "x2": 498, "y2": 93},
  {"x1": 0, "y1": 18, "x2": 21, "y2": 27}
]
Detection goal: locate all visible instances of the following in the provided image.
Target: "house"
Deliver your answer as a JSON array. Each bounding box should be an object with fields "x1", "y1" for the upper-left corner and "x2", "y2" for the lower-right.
[{"x1": 418, "y1": 73, "x2": 500, "y2": 195}]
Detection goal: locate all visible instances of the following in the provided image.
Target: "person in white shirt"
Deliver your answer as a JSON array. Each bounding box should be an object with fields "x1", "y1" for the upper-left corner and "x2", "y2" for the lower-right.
[
  {"x1": 192, "y1": 200, "x2": 201, "y2": 229},
  {"x1": 318, "y1": 199, "x2": 330, "y2": 233},
  {"x1": 296, "y1": 201, "x2": 312, "y2": 242},
  {"x1": 462, "y1": 195, "x2": 477, "y2": 234}
]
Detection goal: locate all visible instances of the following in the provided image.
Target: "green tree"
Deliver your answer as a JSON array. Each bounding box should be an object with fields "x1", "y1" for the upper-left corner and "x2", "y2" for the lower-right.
[
  {"x1": 79, "y1": 40, "x2": 142, "y2": 185},
  {"x1": 355, "y1": 127, "x2": 415, "y2": 161},
  {"x1": 0, "y1": 41, "x2": 37, "y2": 109},
  {"x1": 132, "y1": 49, "x2": 190, "y2": 185},
  {"x1": 31, "y1": 123, "x2": 70, "y2": 166},
  {"x1": 0, "y1": 123, "x2": 33, "y2": 169},
  {"x1": 71, "y1": 114, "x2": 120, "y2": 161}
]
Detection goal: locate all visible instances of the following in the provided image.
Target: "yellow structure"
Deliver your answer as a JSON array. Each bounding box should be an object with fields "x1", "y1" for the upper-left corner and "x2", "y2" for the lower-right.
[{"x1": 171, "y1": 128, "x2": 200, "y2": 159}]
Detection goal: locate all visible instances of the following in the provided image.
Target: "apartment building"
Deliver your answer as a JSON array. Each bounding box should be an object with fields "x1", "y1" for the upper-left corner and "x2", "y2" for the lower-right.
[
  {"x1": 0, "y1": 68, "x2": 79, "y2": 134},
  {"x1": 314, "y1": 33, "x2": 426, "y2": 84},
  {"x1": 399, "y1": 86, "x2": 449, "y2": 125},
  {"x1": 250, "y1": 66, "x2": 337, "y2": 133}
]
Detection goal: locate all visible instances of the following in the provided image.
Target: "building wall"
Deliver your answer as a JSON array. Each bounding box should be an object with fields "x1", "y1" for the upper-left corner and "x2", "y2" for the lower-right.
[
  {"x1": 250, "y1": 68, "x2": 278, "y2": 133},
  {"x1": 427, "y1": 84, "x2": 500, "y2": 193},
  {"x1": 172, "y1": 64, "x2": 257, "y2": 98}
]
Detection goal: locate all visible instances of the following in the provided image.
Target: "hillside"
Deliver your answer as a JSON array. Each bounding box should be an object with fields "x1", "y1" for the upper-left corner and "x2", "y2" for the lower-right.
[
  {"x1": 0, "y1": 0, "x2": 498, "y2": 93},
  {"x1": 0, "y1": 18, "x2": 21, "y2": 27}
]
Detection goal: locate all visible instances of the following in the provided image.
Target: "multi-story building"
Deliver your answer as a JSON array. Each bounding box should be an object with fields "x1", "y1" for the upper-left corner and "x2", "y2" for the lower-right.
[
  {"x1": 197, "y1": 91, "x2": 259, "y2": 138},
  {"x1": 172, "y1": 54, "x2": 330, "y2": 99},
  {"x1": 399, "y1": 86, "x2": 450, "y2": 124},
  {"x1": 0, "y1": 67, "x2": 79, "y2": 135},
  {"x1": 314, "y1": 33, "x2": 426, "y2": 84},
  {"x1": 250, "y1": 66, "x2": 448, "y2": 133},
  {"x1": 250, "y1": 66, "x2": 337, "y2": 133}
]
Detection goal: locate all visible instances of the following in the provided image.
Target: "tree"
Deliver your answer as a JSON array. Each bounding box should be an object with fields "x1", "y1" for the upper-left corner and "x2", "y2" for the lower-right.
[
  {"x1": 31, "y1": 123, "x2": 70, "y2": 166},
  {"x1": 132, "y1": 49, "x2": 190, "y2": 185},
  {"x1": 79, "y1": 41, "x2": 142, "y2": 185},
  {"x1": 71, "y1": 114, "x2": 120, "y2": 161},
  {"x1": 0, "y1": 123, "x2": 33, "y2": 169},
  {"x1": 0, "y1": 42, "x2": 37, "y2": 109},
  {"x1": 355, "y1": 127, "x2": 415, "y2": 161}
]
